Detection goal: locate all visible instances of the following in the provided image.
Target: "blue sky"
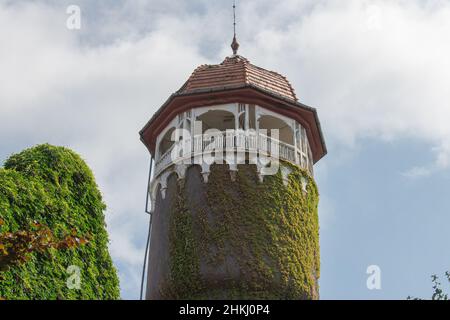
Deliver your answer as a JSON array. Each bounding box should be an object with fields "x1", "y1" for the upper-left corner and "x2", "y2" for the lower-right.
[
  {"x1": 0, "y1": 0, "x2": 449, "y2": 299},
  {"x1": 318, "y1": 138, "x2": 450, "y2": 299}
]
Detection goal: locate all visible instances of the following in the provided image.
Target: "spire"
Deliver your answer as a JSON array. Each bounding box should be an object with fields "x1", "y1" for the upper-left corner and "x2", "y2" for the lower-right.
[{"x1": 231, "y1": 0, "x2": 240, "y2": 55}]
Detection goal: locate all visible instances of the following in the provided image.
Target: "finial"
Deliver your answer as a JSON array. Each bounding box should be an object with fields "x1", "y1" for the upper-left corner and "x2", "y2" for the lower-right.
[{"x1": 231, "y1": 0, "x2": 240, "y2": 55}]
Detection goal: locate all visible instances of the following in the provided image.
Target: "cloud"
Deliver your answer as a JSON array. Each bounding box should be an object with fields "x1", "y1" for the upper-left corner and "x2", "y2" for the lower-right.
[
  {"x1": 0, "y1": 1, "x2": 209, "y2": 299},
  {"x1": 1, "y1": 0, "x2": 450, "y2": 298},
  {"x1": 238, "y1": 0, "x2": 450, "y2": 174},
  {"x1": 402, "y1": 140, "x2": 450, "y2": 177}
]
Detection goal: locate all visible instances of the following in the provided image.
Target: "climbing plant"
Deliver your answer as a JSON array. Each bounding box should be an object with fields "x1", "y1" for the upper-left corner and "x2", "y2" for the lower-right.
[
  {"x1": 162, "y1": 162, "x2": 320, "y2": 300},
  {"x1": 0, "y1": 144, "x2": 120, "y2": 300}
]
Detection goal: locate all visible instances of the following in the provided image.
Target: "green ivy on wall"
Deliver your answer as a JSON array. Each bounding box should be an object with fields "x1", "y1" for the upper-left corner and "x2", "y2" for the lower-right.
[
  {"x1": 0, "y1": 144, "x2": 120, "y2": 300},
  {"x1": 163, "y1": 162, "x2": 320, "y2": 300}
]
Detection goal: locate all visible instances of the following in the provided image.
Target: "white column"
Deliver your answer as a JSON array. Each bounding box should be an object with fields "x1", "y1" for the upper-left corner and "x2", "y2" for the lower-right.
[
  {"x1": 155, "y1": 135, "x2": 162, "y2": 163},
  {"x1": 255, "y1": 106, "x2": 260, "y2": 132},
  {"x1": 293, "y1": 120, "x2": 299, "y2": 165},
  {"x1": 245, "y1": 104, "x2": 249, "y2": 131},
  {"x1": 234, "y1": 103, "x2": 239, "y2": 130},
  {"x1": 190, "y1": 108, "x2": 195, "y2": 155}
]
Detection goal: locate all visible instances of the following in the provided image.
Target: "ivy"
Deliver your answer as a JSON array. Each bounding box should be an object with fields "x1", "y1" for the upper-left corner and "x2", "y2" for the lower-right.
[
  {"x1": 162, "y1": 162, "x2": 320, "y2": 300},
  {"x1": 0, "y1": 144, "x2": 120, "y2": 300}
]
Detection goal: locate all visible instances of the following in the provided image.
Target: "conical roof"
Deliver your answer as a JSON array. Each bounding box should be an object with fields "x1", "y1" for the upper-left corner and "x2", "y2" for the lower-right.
[
  {"x1": 177, "y1": 55, "x2": 298, "y2": 102},
  {"x1": 140, "y1": 55, "x2": 327, "y2": 163}
]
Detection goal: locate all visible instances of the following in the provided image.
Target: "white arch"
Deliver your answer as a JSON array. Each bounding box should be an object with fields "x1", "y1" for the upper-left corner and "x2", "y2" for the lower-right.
[{"x1": 194, "y1": 103, "x2": 237, "y2": 118}]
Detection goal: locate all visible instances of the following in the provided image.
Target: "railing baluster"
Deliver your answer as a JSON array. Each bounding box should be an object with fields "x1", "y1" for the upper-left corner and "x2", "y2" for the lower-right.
[{"x1": 154, "y1": 130, "x2": 312, "y2": 177}]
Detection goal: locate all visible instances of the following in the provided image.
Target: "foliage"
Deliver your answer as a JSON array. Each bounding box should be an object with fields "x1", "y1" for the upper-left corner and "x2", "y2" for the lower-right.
[
  {"x1": 0, "y1": 220, "x2": 88, "y2": 273},
  {"x1": 408, "y1": 272, "x2": 450, "y2": 300},
  {"x1": 0, "y1": 144, "x2": 120, "y2": 300},
  {"x1": 162, "y1": 162, "x2": 320, "y2": 300}
]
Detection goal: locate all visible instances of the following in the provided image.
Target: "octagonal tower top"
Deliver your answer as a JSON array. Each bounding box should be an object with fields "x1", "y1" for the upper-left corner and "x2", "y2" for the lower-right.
[{"x1": 140, "y1": 55, "x2": 327, "y2": 163}]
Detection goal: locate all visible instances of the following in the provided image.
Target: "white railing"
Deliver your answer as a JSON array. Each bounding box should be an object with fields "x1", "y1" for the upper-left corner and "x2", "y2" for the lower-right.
[
  {"x1": 154, "y1": 131, "x2": 311, "y2": 177},
  {"x1": 156, "y1": 144, "x2": 175, "y2": 175}
]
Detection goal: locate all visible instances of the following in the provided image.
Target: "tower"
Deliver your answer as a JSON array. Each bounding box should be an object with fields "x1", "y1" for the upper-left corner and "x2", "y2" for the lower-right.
[{"x1": 140, "y1": 34, "x2": 327, "y2": 300}]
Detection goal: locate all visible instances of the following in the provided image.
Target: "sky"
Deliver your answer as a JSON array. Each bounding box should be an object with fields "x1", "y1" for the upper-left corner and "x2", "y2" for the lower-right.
[{"x1": 1, "y1": 0, "x2": 449, "y2": 300}]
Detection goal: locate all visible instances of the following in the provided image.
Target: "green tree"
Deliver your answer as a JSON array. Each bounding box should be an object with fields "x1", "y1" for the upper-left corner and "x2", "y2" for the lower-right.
[{"x1": 0, "y1": 144, "x2": 120, "y2": 300}]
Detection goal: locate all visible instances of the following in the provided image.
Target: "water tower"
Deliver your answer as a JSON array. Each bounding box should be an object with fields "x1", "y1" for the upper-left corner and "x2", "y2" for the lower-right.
[{"x1": 140, "y1": 32, "x2": 326, "y2": 300}]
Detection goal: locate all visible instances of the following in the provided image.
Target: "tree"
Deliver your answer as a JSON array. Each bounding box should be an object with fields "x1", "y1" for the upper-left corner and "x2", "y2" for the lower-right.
[
  {"x1": 0, "y1": 144, "x2": 120, "y2": 300},
  {"x1": 408, "y1": 272, "x2": 450, "y2": 300}
]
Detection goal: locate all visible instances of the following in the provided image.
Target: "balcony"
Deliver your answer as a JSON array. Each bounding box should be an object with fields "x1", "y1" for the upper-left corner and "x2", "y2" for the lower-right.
[{"x1": 154, "y1": 130, "x2": 313, "y2": 178}]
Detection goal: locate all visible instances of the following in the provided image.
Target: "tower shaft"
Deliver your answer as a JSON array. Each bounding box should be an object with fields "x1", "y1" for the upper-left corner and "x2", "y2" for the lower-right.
[{"x1": 146, "y1": 163, "x2": 320, "y2": 300}]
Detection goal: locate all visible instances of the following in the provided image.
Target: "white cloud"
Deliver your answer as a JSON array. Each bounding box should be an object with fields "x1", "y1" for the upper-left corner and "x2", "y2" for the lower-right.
[
  {"x1": 1, "y1": 0, "x2": 450, "y2": 298},
  {"x1": 0, "y1": 1, "x2": 208, "y2": 299},
  {"x1": 239, "y1": 0, "x2": 450, "y2": 174}
]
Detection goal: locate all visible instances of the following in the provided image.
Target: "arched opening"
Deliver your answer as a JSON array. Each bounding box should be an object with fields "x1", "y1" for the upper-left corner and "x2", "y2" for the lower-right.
[
  {"x1": 158, "y1": 127, "x2": 176, "y2": 157},
  {"x1": 258, "y1": 115, "x2": 294, "y2": 145},
  {"x1": 197, "y1": 110, "x2": 235, "y2": 133}
]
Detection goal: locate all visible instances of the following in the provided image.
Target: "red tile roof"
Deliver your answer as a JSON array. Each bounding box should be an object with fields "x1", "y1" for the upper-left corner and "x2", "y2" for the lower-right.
[
  {"x1": 177, "y1": 55, "x2": 298, "y2": 102},
  {"x1": 140, "y1": 54, "x2": 327, "y2": 163}
]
